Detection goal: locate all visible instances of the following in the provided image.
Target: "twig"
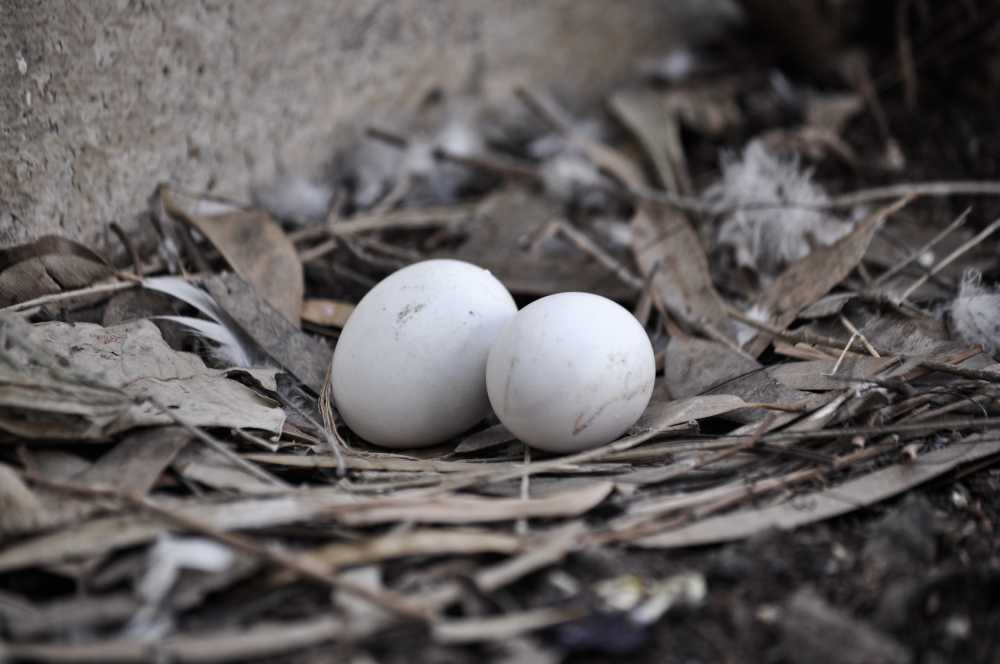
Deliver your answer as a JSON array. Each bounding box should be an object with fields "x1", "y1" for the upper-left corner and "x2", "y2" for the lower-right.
[
  {"x1": 840, "y1": 315, "x2": 880, "y2": 357},
  {"x1": 633, "y1": 260, "x2": 661, "y2": 325},
  {"x1": 146, "y1": 396, "x2": 290, "y2": 488},
  {"x1": 845, "y1": 54, "x2": 903, "y2": 168},
  {"x1": 276, "y1": 384, "x2": 348, "y2": 478},
  {"x1": 823, "y1": 332, "x2": 859, "y2": 377},
  {"x1": 516, "y1": 446, "x2": 531, "y2": 536},
  {"x1": 754, "y1": 415, "x2": 1000, "y2": 442},
  {"x1": 871, "y1": 207, "x2": 970, "y2": 287},
  {"x1": 828, "y1": 181, "x2": 1000, "y2": 209},
  {"x1": 897, "y1": 0, "x2": 919, "y2": 110},
  {"x1": 365, "y1": 126, "x2": 541, "y2": 185},
  {"x1": 413, "y1": 429, "x2": 665, "y2": 498},
  {"x1": 0, "y1": 280, "x2": 137, "y2": 313},
  {"x1": 724, "y1": 304, "x2": 876, "y2": 355},
  {"x1": 298, "y1": 238, "x2": 339, "y2": 264},
  {"x1": 366, "y1": 124, "x2": 1000, "y2": 218},
  {"x1": 551, "y1": 220, "x2": 643, "y2": 290},
  {"x1": 354, "y1": 237, "x2": 423, "y2": 263},
  {"x1": 319, "y1": 361, "x2": 351, "y2": 474},
  {"x1": 899, "y1": 215, "x2": 1000, "y2": 301},
  {"x1": 514, "y1": 86, "x2": 575, "y2": 133},
  {"x1": 109, "y1": 222, "x2": 144, "y2": 278},
  {"x1": 329, "y1": 204, "x2": 477, "y2": 237},
  {"x1": 917, "y1": 361, "x2": 1000, "y2": 383},
  {"x1": 21, "y1": 472, "x2": 430, "y2": 621}
]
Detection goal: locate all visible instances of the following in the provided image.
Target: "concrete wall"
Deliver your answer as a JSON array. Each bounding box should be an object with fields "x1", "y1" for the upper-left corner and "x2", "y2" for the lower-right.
[{"x1": 1, "y1": 0, "x2": 728, "y2": 254}]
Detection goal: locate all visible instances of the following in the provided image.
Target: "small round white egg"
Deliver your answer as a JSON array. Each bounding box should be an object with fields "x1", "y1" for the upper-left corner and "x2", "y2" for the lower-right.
[
  {"x1": 486, "y1": 292, "x2": 655, "y2": 453},
  {"x1": 331, "y1": 259, "x2": 516, "y2": 448}
]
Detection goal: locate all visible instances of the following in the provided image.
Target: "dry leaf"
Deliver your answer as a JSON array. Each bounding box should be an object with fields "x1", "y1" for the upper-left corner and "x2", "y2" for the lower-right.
[
  {"x1": 173, "y1": 445, "x2": 280, "y2": 495},
  {"x1": 437, "y1": 188, "x2": 633, "y2": 300},
  {"x1": 635, "y1": 437, "x2": 1000, "y2": 548},
  {"x1": 164, "y1": 190, "x2": 303, "y2": 325},
  {"x1": 768, "y1": 357, "x2": 898, "y2": 391},
  {"x1": 662, "y1": 336, "x2": 762, "y2": 399},
  {"x1": 0, "y1": 463, "x2": 47, "y2": 535},
  {"x1": 611, "y1": 86, "x2": 740, "y2": 190},
  {"x1": 0, "y1": 319, "x2": 285, "y2": 440},
  {"x1": 451, "y1": 423, "x2": 517, "y2": 455},
  {"x1": 79, "y1": 427, "x2": 192, "y2": 494},
  {"x1": 745, "y1": 197, "x2": 910, "y2": 356},
  {"x1": 636, "y1": 394, "x2": 749, "y2": 431},
  {"x1": 611, "y1": 89, "x2": 686, "y2": 191},
  {"x1": 0, "y1": 490, "x2": 355, "y2": 572},
  {"x1": 203, "y1": 273, "x2": 332, "y2": 393},
  {"x1": 3, "y1": 593, "x2": 139, "y2": 640},
  {"x1": 0, "y1": 235, "x2": 112, "y2": 307},
  {"x1": 703, "y1": 369, "x2": 821, "y2": 422},
  {"x1": 7, "y1": 615, "x2": 369, "y2": 663},
  {"x1": 308, "y1": 529, "x2": 523, "y2": 573},
  {"x1": 334, "y1": 482, "x2": 614, "y2": 526},
  {"x1": 632, "y1": 204, "x2": 734, "y2": 339},
  {"x1": 612, "y1": 85, "x2": 737, "y2": 343},
  {"x1": 433, "y1": 606, "x2": 586, "y2": 644}
]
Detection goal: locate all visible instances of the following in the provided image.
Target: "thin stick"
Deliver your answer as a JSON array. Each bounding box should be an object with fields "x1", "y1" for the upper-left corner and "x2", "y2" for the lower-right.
[
  {"x1": 365, "y1": 126, "x2": 541, "y2": 185},
  {"x1": 109, "y1": 222, "x2": 144, "y2": 278},
  {"x1": 917, "y1": 361, "x2": 1000, "y2": 384},
  {"x1": 840, "y1": 315, "x2": 880, "y2": 357},
  {"x1": 607, "y1": 415, "x2": 777, "y2": 519},
  {"x1": 823, "y1": 332, "x2": 858, "y2": 377},
  {"x1": 725, "y1": 304, "x2": 874, "y2": 354},
  {"x1": 22, "y1": 472, "x2": 430, "y2": 621},
  {"x1": 0, "y1": 280, "x2": 137, "y2": 313},
  {"x1": 516, "y1": 446, "x2": 531, "y2": 536},
  {"x1": 896, "y1": 0, "x2": 919, "y2": 110},
  {"x1": 829, "y1": 182, "x2": 1000, "y2": 209},
  {"x1": 633, "y1": 260, "x2": 661, "y2": 325},
  {"x1": 329, "y1": 205, "x2": 476, "y2": 237},
  {"x1": 899, "y1": 215, "x2": 1000, "y2": 301},
  {"x1": 299, "y1": 238, "x2": 339, "y2": 264},
  {"x1": 146, "y1": 396, "x2": 290, "y2": 488},
  {"x1": 280, "y1": 383, "x2": 347, "y2": 477},
  {"x1": 871, "y1": 207, "x2": 970, "y2": 287},
  {"x1": 355, "y1": 237, "x2": 423, "y2": 263},
  {"x1": 749, "y1": 415, "x2": 1000, "y2": 442},
  {"x1": 366, "y1": 125, "x2": 1000, "y2": 217},
  {"x1": 552, "y1": 220, "x2": 643, "y2": 290},
  {"x1": 319, "y1": 361, "x2": 351, "y2": 474},
  {"x1": 514, "y1": 86, "x2": 575, "y2": 133}
]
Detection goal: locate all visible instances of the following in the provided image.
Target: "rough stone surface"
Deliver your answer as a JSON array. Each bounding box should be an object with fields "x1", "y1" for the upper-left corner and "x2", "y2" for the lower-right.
[{"x1": 1, "y1": 0, "x2": 728, "y2": 254}]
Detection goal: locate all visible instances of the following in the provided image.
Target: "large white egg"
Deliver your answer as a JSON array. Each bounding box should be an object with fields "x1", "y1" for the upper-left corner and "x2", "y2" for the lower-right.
[
  {"x1": 331, "y1": 259, "x2": 516, "y2": 448},
  {"x1": 486, "y1": 292, "x2": 655, "y2": 453}
]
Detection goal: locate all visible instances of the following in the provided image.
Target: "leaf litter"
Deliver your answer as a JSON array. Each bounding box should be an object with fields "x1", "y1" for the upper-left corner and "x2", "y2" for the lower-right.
[{"x1": 4, "y1": 9, "x2": 1000, "y2": 662}]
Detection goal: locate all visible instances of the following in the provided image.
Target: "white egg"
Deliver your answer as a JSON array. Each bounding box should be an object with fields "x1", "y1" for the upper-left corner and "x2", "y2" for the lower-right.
[
  {"x1": 486, "y1": 292, "x2": 655, "y2": 453},
  {"x1": 331, "y1": 259, "x2": 516, "y2": 448}
]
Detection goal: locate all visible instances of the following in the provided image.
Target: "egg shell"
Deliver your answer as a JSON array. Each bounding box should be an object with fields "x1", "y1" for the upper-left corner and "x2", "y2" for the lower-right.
[
  {"x1": 486, "y1": 292, "x2": 655, "y2": 453},
  {"x1": 331, "y1": 259, "x2": 516, "y2": 448}
]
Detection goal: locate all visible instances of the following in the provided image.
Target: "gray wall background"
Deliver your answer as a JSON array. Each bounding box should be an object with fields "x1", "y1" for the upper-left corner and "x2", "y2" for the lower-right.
[{"x1": 1, "y1": 1, "x2": 730, "y2": 254}]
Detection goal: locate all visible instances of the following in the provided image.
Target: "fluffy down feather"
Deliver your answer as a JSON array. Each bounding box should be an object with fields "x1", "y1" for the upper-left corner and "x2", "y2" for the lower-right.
[{"x1": 705, "y1": 141, "x2": 852, "y2": 276}]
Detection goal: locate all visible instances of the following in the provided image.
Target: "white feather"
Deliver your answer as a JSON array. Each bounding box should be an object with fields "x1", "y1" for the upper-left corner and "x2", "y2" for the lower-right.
[
  {"x1": 705, "y1": 141, "x2": 852, "y2": 276},
  {"x1": 144, "y1": 277, "x2": 230, "y2": 323},
  {"x1": 143, "y1": 277, "x2": 256, "y2": 368},
  {"x1": 252, "y1": 174, "x2": 334, "y2": 225},
  {"x1": 156, "y1": 316, "x2": 253, "y2": 368},
  {"x1": 950, "y1": 270, "x2": 1000, "y2": 354}
]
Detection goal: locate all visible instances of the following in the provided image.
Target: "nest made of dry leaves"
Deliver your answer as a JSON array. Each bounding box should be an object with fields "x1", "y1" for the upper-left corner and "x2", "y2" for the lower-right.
[{"x1": 3, "y1": 7, "x2": 1000, "y2": 661}]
